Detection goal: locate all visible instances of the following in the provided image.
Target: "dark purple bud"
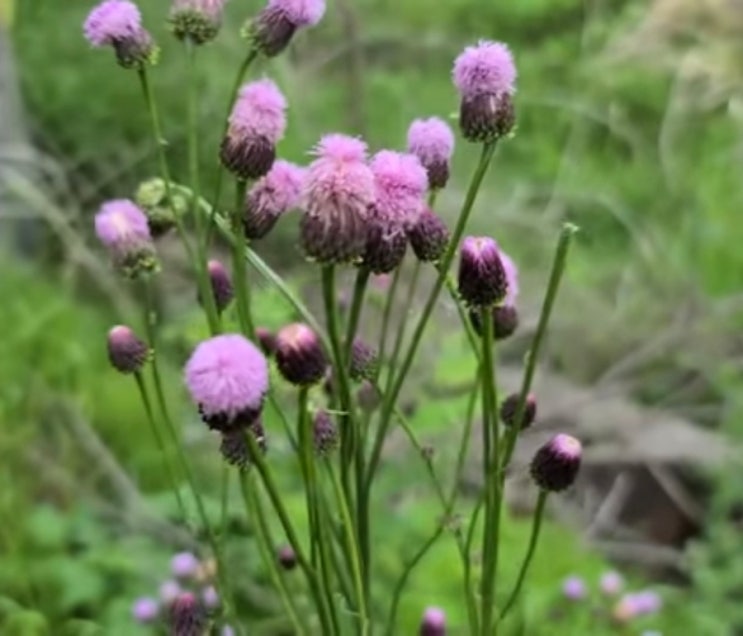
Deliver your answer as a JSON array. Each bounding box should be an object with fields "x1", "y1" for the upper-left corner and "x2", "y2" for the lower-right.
[
  {"x1": 169, "y1": 592, "x2": 206, "y2": 636},
  {"x1": 350, "y1": 338, "x2": 378, "y2": 382},
  {"x1": 275, "y1": 323, "x2": 327, "y2": 386},
  {"x1": 500, "y1": 393, "x2": 536, "y2": 430},
  {"x1": 469, "y1": 305, "x2": 519, "y2": 341},
  {"x1": 459, "y1": 92, "x2": 515, "y2": 143},
  {"x1": 219, "y1": 420, "x2": 267, "y2": 469},
  {"x1": 530, "y1": 434, "x2": 582, "y2": 492},
  {"x1": 256, "y1": 327, "x2": 277, "y2": 357},
  {"x1": 457, "y1": 237, "x2": 508, "y2": 307},
  {"x1": 313, "y1": 409, "x2": 338, "y2": 456},
  {"x1": 419, "y1": 606, "x2": 447, "y2": 636},
  {"x1": 362, "y1": 220, "x2": 408, "y2": 274},
  {"x1": 408, "y1": 207, "x2": 450, "y2": 263},
  {"x1": 206, "y1": 259, "x2": 233, "y2": 313},
  {"x1": 107, "y1": 325, "x2": 149, "y2": 373},
  {"x1": 277, "y1": 545, "x2": 297, "y2": 570}
]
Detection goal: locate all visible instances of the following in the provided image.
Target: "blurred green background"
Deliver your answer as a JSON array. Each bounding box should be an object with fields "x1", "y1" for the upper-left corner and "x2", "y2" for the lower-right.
[{"x1": 3, "y1": 0, "x2": 743, "y2": 634}]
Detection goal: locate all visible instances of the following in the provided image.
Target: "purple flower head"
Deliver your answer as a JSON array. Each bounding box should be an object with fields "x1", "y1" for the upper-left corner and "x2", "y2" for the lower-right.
[
  {"x1": 407, "y1": 118, "x2": 455, "y2": 190},
  {"x1": 244, "y1": 160, "x2": 305, "y2": 240},
  {"x1": 470, "y1": 305, "x2": 519, "y2": 341},
  {"x1": 159, "y1": 580, "x2": 182, "y2": 604},
  {"x1": 300, "y1": 134, "x2": 376, "y2": 264},
  {"x1": 170, "y1": 0, "x2": 227, "y2": 44},
  {"x1": 252, "y1": 0, "x2": 326, "y2": 56},
  {"x1": 185, "y1": 334, "x2": 269, "y2": 428},
  {"x1": 107, "y1": 325, "x2": 149, "y2": 374},
  {"x1": 132, "y1": 597, "x2": 159, "y2": 623},
  {"x1": 632, "y1": 591, "x2": 663, "y2": 615},
  {"x1": 369, "y1": 150, "x2": 428, "y2": 227},
  {"x1": 600, "y1": 571, "x2": 624, "y2": 596},
  {"x1": 458, "y1": 236, "x2": 509, "y2": 307},
  {"x1": 350, "y1": 338, "x2": 378, "y2": 381},
  {"x1": 202, "y1": 585, "x2": 220, "y2": 609},
  {"x1": 500, "y1": 392, "x2": 536, "y2": 430},
  {"x1": 313, "y1": 409, "x2": 338, "y2": 455},
  {"x1": 531, "y1": 434, "x2": 582, "y2": 492},
  {"x1": 275, "y1": 323, "x2": 327, "y2": 386},
  {"x1": 221, "y1": 79, "x2": 287, "y2": 180},
  {"x1": 408, "y1": 207, "x2": 450, "y2": 263},
  {"x1": 562, "y1": 576, "x2": 587, "y2": 601},
  {"x1": 205, "y1": 259, "x2": 234, "y2": 313},
  {"x1": 171, "y1": 552, "x2": 201, "y2": 579},
  {"x1": 219, "y1": 419, "x2": 267, "y2": 469},
  {"x1": 84, "y1": 1, "x2": 155, "y2": 68},
  {"x1": 170, "y1": 592, "x2": 206, "y2": 636},
  {"x1": 453, "y1": 40, "x2": 516, "y2": 98},
  {"x1": 419, "y1": 606, "x2": 446, "y2": 636},
  {"x1": 95, "y1": 199, "x2": 157, "y2": 276}
]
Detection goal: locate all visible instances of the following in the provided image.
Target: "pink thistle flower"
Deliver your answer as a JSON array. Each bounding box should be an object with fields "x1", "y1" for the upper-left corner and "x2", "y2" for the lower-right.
[
  {"x1": 84, "y1": 1, "x2": 156, "y2": 68},
  {"x1": 132, "y1": 597, "x2": 159, "y2": 623},
  {"x1": 275, "y1": 323, "x2": 327, "y2": 386},
  {"x1": 369, "y1": 150, "x2": 428, "y2": 227},
  {"x1": 107, "y1": 325, "x2": 149, "y2": 374},
  {"x1": 251, "y1": 0, "x2": 326, "y2": 57},
  {"x1": 94, "y1": 199, "x2": 157, "y2": 276},
  {"x1": 159, "y1": 580, "x2": 182, "y2": 604},
  {"x1": 562, "y1": 576, "x2": 587, "y2": 601},
  {"x1": 221, "y1": 79, "x2": 287, "y2": 180},
  {"x1": 244, "y1": 160, "x2": 305, "y2": 239},
  {"x1": 531, "y1": 434, "x2": 582, "y2": 492},
  {"x1": 300, "y1": 134, "x2": 376, "y2": 264},
  {"x1": 419, "y1": 606, "x2": 447, "y2": 636},
  {"x1": 457, "y1": 236, "x2": 508, "y2": 307},
  {"x1": 452, "y1": 40, "x2": 517, "y2": 142},
  {"x1": 171, "y1": 552, "x2": 200, "y2": 579},
  {"x1": 600, "y1": 571, "x2": 624, "y2": 596},
  {"x1": 184, "y1": 334, "x2": 269, "y2": 430},
  {"x1": 407, "y1": 117, "x2": 455, "y2": 190},
  {"x1": 170, "y1": 0, "x2": 227, "y2": 44}
]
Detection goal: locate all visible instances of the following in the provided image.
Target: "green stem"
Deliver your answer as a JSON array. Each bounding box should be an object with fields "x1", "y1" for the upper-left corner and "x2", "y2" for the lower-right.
[
  {"x1": 444, "y1": 271, "x2": 480, "y2": 358},
  {"x1": 345, "y1": 268, "x2": 371, "y2": 359},
  {"x1": 231, "y1": 179, "x2": 255, "y2": 338},
  {"x1": 498, "y1": 491, "x2": 549, "y2": 621},
  {"x1": 385, "y1": 260, "x2": 421, "y2": 390},
  {"x1": 376, "y1": 266, "x2": 401, "y2": 374},
  {"x1": 501, "y1": 224, "x2": 578, "y2": 470},
  {"x1": 297, "y1": 388, "x2": 318, "y2": 563},
  {"x1": 133, "y1": 372, "x2": 187, "y2": 521},
  {"x1": 220, "y1": 464, "x2": 230, "y2": 538},
  {"x1": 239, "y1": 471, "x2": 311, "y2": 635},
  {"x1": 365, "y1": 141, "x2": 497, "y2": 487}
]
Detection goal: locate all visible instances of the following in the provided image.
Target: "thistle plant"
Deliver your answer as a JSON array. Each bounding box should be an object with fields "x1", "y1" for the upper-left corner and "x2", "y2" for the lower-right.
[{"x1": 86, "y1": 1, "x2": 582, "y2": 633}]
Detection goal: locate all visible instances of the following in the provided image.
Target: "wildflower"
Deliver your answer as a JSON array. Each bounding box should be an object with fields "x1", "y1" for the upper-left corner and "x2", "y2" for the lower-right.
[
  {"x1": 313, "y1": 409, "x2": 338, "y2": 455},
  {"x1": 562, "y1": 576, "x2": 587, "y2": 601},
  {"x1": 169, "y1": 591, "x2": 206, "y2": 636},
  {"x1": 221, "y1": 79, "x2": 287, "y2": 180},
  {"x1": 219, "y1": 421, "x2": 267, "y2": 469},
  {"x1": 350, "y1": 338, "x2": 378, "y2": 382},
  {"x1": 249, "y1": 0, "x2": 326, "y2": 57},
  {"x1": 83, "y1": 0, "x2": 157, "y2": 68},
  {"x1": 600, "y1": 571, "x2": 624, "y2": 596},
  {"x1": 457, "y1": 236, "x2": 508, "y2": 307},
  {"x1": 170, "y1": 0, "x2": 227, "y2": 44},
  {"x1": 171, "y1": 552, "x2": 201, "y2": 580},
  {"x1": 500, "y1": 393, "x2": 536, "y2": 430},
  {"x1": 362, "y1": 213, "x2": 409, "y2": 274},
  {"x1": 452, "y1": 40, "x2": 516, "y2": 142},
  {"x1": 369, "y1": 150, "x2": 428, "y2": 228},
  {"x1": 408, "y1": 207, "x2": 450, "y2": 263},
  {"x1": 275, "y1": 323, "x2": 327, "y2": 386},
  {"x1": 613, "y1": 591, "x2": 661, "y2": 622},
  {"x1": 134, "y1": 178, "x2": 188, "y2": 237},
  {"x1": 201, "y1": 585, "x2": 220, "y2": 610},
  {"x1": 204, "y1": 259, "x2": 233, "y2": 313},
  {"x1": 159, "y1": 580, "x2": 182, "y2": 604},
  {"x1": 244, "y1": 160, "x2": 304, "y2": 239},
  {"x1": 185, "y1": 334, "x2": 269, "y2": 431},
  {"x1": 94, "y1": 199, "x2": 157, "y2": 277},
  {"x1": 407, "y1": 117, "x2": 455, "y2": 190},
  {"x1": 132, "y1": 597, "x2": 159, "y2": 623},
  {"x1": 300, "y1": 134, "x2": 376, "y2": 264},
  {"x1": 530, "y1": 434, "x2": 582, "y2": 492},
  {"x1": 419, "y1": 606, "x2": 447, "y2": 636},
  {"x1": 277, "y1": 545, "x2": 297, "y2": 570},
  {"x1": 470, "y1": 304, "x2": 519, "y2": 340},
  {"x1": 107, "y1": 325, "x2": 149, "y2": 374}
]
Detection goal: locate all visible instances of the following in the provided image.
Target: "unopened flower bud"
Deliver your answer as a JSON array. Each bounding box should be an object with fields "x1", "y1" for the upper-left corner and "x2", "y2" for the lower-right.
[
  {"x1": 419, "y1": 606, "x2": 447, "y2": 636},
  {"x1": 469, "y1": 305, "x2": 519, "y2": 340},
  {"x1": 277, "y1": 545, "x2": 297, "y2": 570},
  {"x1": 408, "y1": 208, "x2": 449, "y2": 263},
  {"x1": 362, "y1": 220, "x2": 408, "y2": 274},
  {"x1": 530, "y1": 434, "x2": 582, "y2": 492},
  {"x1": 275, "y1": 323, "x2": 327, "y2": 386},
  {"x1": 107, "y1": 325, "x2": 149, "y2": 373},
  {"x1": 219, "y1": 421, "x2": 267, "y2": 469},
  {"x1": 248, "y1": 0, "x2": 326, "y2": 57},
  {"x1": 350, "y1": 338, "x2": 378, "y2": 382},
  {"x1": 200, "y1": 259, "x2": 233, "y2": 313},
  {"x1": 134, "y1": 178, "x2": 188, "y2": 237},
  {"x1": 169, "y1": 592, "x2": 206, "y2": 636},
  {"x1": 313, "y1": 410, "x2": 338, "y2": 455},
  {"x1": 500, "y1": 393, "x2": 536, "y2": 430},
  {"x1": 457, "y1": 237, "x2": 508, "y2": 307},
  {"x1": 170, "y1": 0, "x2": 226, "y2": 44}
]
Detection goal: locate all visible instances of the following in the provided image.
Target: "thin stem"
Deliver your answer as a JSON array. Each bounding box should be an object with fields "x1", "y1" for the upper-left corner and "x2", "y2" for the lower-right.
[
  {"x1": 501, "y1": 224, "x2": 578, "y2": 469},
  {"x1": 498, "y1": 490, "x2": 549, "y2": 621},
  {"x1": 220, "y1": 464, "x2": 230, "y2": 538},
  {"x1": 443, "y1": 271, "x2": 480, "y2": 358},
  {"x1": 231, "y1": 179, "x2": 255, "y2": 338},
  {"x1": 448, "y1": 376, "x2": 480, "y2": 505},
  {"x1": 133, "y1": 372, "x2": 187, "y2": 521},
  {"x1": 345, "y1": 268, "x2": 371, "y2": 359},
  {"x1": 365, "y1": 141, "x2": 497, "y2": 486},
  {"x1": 385, "y1": 259, "x2": 421, "y2": 388},
  {"x1": 297, "y1": 388, "x2": 318, "y2": 563},
  {"x1": 239, "y1": 471, "x2": 310, "y2": 635},
  {"x1": 377, "y1": 266, "x2": 401, "y2": 373}
]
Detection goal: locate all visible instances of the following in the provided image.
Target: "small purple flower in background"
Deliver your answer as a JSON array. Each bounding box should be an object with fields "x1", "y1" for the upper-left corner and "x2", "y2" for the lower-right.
[
  {"x1": 407, "y1": 117, "x2": 455, "y2": 190},
  {"x1": 500, "y1": 393, "x2": 536, "y2": 430},
  {"x1": 562, "y1": 576, "x2": 587, "y2": 601},
  {"x1": 171, "y1": 552, "x2": 201, "y2": 580},
  {"x1": 531, "y1": 434, "x2": 582, "y2": 492},
  {"x1": 457, "y1": 236, "x2": 509, "y2": 307},
  {"x1": 614, "y1": 590, "x2": 662, "y2": 622},
  {"x1": 170, "y1": 0, "x2": 227, "y2": 44},
  {"x1": 244, "y1": 160, "x2": 305, "y2": 240},
  {"x1": 277, "y1": 545, "x2": 297, "y2": 570},
  {"x1": 300, "y1": 134, "x2": 376, "y2": 265},
  {"x1": 205, "y1": 260, "x2": 234, "y2": 314},
  {"x1": 349, "y1": 338, "x2": 378, "y2": 382},
  {"x1": 274, "y1": 323, "x2": 327, "y2": 386},
  {"x1": 159, "y1": 579, "x2": 182, "y2": 605},
  {"x1": 452, "y1": 40, "x2": 516, "y2": 142},
  {"x1": 132, "y1": 597, "x2": 159, "y2": 624},
  {"x1": 313, "y1": 409, "x2": 338, "y2": 456},
  {"x1": 202, "y1": 585, "x2": 220, "y2": 610},
  {"x1": 419, "y1": 606, "x2": 447, "y2": 636},
  {"x1": 408, "y1": 207, "x2": 450, "y2": 263},
  {"x1": 94, "y1": 199, "x2": 157, "y2": 276},
  {"x1": 107, "y1": 325, "x2": 149, "y2": 374},
  {"x1": 83, "y1": 0, "x2": 156, "y2": 68},
  {"x1": 250, "y1": 0, "x2": 326, "y2": 57},
  {"x1": 184, "y1": 334, "x2": 269, "y2": 431},
  {"x1": 600, "y1": 570, "x2": 624, "y2": 596},
  {"x1": 170, "y1": 591, "x2": 206, "y2": 636},
  {"x1": 221, "y1": 79, "x2": 287, "y2": 180}
]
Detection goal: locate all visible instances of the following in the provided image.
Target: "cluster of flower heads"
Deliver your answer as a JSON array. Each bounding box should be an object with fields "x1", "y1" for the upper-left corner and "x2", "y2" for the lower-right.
[
  {"x1": 131, "y1": 552, "x2": 233, "y2": 634},
  {"x1": 560, "y1": 571, "x2": 663, "y2": 633}
]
